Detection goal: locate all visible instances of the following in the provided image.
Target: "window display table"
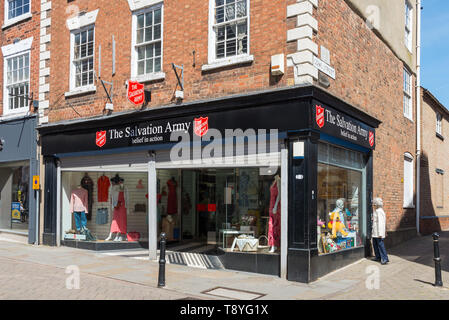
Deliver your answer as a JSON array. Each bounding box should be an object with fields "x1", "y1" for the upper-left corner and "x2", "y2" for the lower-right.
[{"x1": 219, "y1": 229, "x2": 255, "y2": 249}]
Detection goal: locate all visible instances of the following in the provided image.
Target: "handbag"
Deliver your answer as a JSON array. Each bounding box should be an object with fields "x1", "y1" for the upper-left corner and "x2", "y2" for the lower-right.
[
  {"x1": 257, "y1": 235, "x2": 270, "y2": 250},
  {"x1": 134, "y1": 203, "x2": 146, "y2": 212}
]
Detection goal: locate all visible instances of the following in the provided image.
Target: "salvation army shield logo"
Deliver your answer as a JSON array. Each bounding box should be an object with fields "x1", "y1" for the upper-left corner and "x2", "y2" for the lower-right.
[
  {"x1": 194, "y1": 117, "x2": 209, "y2": 137},
  {"x1": 127, "y1": 80, "x2": 145, "y2": 105},
  {"x1": 96, "y1": 131, "x2": 107, "y2": 148},
  {"x1": 316, "y1": 105, "x2": 325, "y2": 128},
  {"x1": 369, "y1": 131, "x2": 375, "y2": 147}
]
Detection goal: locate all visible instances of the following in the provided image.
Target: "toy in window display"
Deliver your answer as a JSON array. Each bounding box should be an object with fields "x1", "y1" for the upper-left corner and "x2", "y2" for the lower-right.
[{"x1": 327, "y1": 198, "x2": 349, "y2": 239}]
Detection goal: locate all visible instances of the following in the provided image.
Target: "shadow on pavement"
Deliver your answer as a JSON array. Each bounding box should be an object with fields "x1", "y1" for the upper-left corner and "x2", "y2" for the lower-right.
[{"x1": 388, "y1": 231, "x2": 449, "y2": 273}]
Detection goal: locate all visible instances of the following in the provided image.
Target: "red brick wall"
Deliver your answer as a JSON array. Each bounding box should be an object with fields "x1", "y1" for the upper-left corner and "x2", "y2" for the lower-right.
[
  {"x1": 0, "y1": 0, "x2": 41, "y2": 116},
  {"x1": 47, "y1": 0, "x2": 292, "y2": 122},
  {"x1": 311, "y1": 0, "x2": 416, "y2": 232}
]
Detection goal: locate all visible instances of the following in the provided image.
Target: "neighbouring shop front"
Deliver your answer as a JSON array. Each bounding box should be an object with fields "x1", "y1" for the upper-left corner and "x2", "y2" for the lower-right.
[
  {"x1": 0, "y1": 115, "x2": 39, "y2": 244},
  {"x1": 39, "y1": 86, "x2": 380, "y2": 282}
]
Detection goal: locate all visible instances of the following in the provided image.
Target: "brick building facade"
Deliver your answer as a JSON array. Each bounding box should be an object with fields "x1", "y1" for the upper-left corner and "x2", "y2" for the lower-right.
[
  {"x1": 35, "y1": 0, "x2": 419, "y2": 281},
  {"x1": 419, "y1": 87, "x2": 449, "y2": 234}
]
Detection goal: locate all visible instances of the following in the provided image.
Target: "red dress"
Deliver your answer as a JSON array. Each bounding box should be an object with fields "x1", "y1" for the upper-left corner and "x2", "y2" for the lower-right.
[
  {"x1": 110, "y1": 191, "x2": 127, "y2": 233},
  {"x1": 166, "y1": 179, "x2": 178, "y2": 215},
  {"x1": 97, "y1": 175, "x2": 110, "y2": 202},
  {"x1": 268, "y1": 182, "x2": 281, "y2": 247}
]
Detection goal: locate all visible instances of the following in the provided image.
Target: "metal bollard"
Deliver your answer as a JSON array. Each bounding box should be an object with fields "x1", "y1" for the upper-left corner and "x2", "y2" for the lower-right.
[
  {"x1": 158, "y1": 232, "x2": 166, "y2": 288},
  {"x1": 432, "y1": 232, "x2": 443, "y2": 287}
]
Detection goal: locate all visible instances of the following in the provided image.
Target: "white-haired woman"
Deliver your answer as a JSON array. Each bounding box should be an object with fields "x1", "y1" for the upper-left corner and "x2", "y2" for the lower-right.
[{"x1": 371, "y1": 198, "x2": 389, "y2": 265}]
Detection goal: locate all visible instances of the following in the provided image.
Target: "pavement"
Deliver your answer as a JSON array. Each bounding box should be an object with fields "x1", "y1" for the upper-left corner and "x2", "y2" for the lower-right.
[{"x1": 0, "y1": 232, "x2": 449, "y2": 300}]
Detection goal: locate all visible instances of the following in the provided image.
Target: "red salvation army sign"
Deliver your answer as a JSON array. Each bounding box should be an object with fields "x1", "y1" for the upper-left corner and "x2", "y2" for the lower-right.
[
  {"x1": 127, "y1": 80, "x2": 145, "y2": 105},
  {"x1": 194, "y1": 117, "x2": 209, "y2": 137},
  {"x1": 96, "y1": 131, "x2": 106, "y2": 148}
]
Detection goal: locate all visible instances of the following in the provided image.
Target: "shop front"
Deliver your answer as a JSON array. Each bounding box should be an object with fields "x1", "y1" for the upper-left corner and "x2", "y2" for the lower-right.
[
  {"x1": 39, "y1": 86, "x2": 380, "y2": 282},
  {"x1": 0, "y1": 115, "x2": 39, "y2": 244}
]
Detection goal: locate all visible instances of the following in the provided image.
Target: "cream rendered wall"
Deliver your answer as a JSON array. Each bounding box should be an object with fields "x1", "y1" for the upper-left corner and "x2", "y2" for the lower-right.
[{"x1": 346, "y1": 0, "x2": 417, "y2": 73}]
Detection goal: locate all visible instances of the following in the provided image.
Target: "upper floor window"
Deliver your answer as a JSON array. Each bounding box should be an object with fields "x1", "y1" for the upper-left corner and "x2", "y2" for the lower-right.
[
  {"x1": 5, "y1": 53, "x2": 30, "y2": 113},
  {"x1": 403, "y1": 68, "x2": 412, "y2": 120},
  {"x1": 71, "y1": 26, "x2": 95, "y2": 89},
  {"x1": 436, "y1": 112, "x2": 442, "y2": 135},
  {"x1": 213, "y1": 0, "x2": 249, "y2": 59},
  {"x1": 405, "y1": 0, "x2": 413, "y2": 52},
  {"x1": 132, "y1": 5, "x2": 163, "y2": 80},
  {"x1": 5, "y1": 0, "x2": 31, "y2": 22}
]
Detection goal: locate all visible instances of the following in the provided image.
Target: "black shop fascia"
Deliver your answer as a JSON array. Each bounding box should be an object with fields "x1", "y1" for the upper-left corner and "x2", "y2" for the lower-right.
[{"x1": 39, "y1": 85, "x2": 380, "y2": 283}]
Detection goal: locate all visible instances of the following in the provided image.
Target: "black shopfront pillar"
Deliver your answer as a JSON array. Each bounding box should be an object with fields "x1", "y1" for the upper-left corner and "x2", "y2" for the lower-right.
[
  {"x1": 43, "y1": 156, "x2": 58, "y2": 246},
  {"x1": 287, "y1": 131, "x2": 319, "y2": 283}
]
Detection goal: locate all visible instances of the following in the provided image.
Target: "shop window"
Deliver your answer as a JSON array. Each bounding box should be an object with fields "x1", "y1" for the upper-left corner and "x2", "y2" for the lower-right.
[
  {"x1": 317, "y1": 143, "x2": 366, "y2": 255},
  {"x1": 61, "y1": 171, "x2": 149, "y2": 242},
  {"x1": 157, "y1": 167, "x2": 281, "y2": 255},
  {"x1": 0, "y1": 165, "x2": 29, "y2": 232},
  {"x1": 131, "y1": 4, "x2": 164, "y2": 82},
  {"x1": 403, "y1": 153, "x2": 414, "y2": 208}
]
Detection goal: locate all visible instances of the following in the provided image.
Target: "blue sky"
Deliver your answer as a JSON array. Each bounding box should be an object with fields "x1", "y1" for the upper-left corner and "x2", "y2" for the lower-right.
[{"x1": 421, "y1": 0, "x2": 449, "y2": 108}]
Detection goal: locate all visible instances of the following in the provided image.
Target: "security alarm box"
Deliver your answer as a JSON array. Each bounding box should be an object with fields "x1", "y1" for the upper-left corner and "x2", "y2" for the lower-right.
[{"x1": 271, "y1": 54, "x2": 285, "y2": 76}]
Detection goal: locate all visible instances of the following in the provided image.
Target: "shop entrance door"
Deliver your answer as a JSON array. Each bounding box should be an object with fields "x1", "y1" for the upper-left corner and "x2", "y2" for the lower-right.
[{"x1": 179, "y1": 168, "x2": 235, "y2": 247}]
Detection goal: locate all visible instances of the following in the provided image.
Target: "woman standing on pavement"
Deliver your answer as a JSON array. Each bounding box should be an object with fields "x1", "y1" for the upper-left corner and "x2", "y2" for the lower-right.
[{"x1": 371, "y1": 197, "x2": 389, "y2": 265}]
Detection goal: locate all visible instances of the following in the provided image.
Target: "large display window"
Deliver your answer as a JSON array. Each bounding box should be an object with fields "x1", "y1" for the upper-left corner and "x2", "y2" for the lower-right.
[
  {"x1": 61, "y1": 171, "x2": 149, "y2": 242},
  {"x1": 317, "y1": 143, "x2": 366, "y2": 255},
  {"x1": 157, "y1": 167, "x2": 282, "y2": 255}
]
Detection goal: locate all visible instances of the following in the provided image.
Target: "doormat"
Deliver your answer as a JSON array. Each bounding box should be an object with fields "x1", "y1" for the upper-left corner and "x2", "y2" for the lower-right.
[{"x1": 201, "y1": 287, "x2": 265, "y2": 300}]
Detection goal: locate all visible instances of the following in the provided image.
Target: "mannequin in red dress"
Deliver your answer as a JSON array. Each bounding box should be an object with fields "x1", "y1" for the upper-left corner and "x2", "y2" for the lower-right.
[{"x1": 268, "y1": 175, "x2": 281, "y2": 253}]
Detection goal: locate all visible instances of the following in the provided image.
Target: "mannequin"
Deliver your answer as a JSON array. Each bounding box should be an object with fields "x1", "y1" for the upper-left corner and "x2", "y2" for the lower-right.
[
  {"x1": 70, "y1": 185, "x2": 89, "y2": 233},
  {"x1": 268, "y1": 175, "x2": 281, "y2": 253},
  {"x1": 105, "y1": 181, "x2": 129, "y2": 241},
  {"x1": 162, "y1": 215, "x2": 175, "y2": 241}
]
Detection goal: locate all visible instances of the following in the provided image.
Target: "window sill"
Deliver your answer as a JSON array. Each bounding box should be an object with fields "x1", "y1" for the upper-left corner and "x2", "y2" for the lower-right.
[
  {"x1": 65, "y1": 86, "x2": 97, "y2": 98},
  {"x1": 436, "y1": 132, "x2": 444, "y2": 141},
  {"x1": 131, "y1": 72, "x2": 165, "y2": 83},
  {"x1": 2, "y1": 12, "x2": 32, "y2": 29},
  {"x1": 202, "y1": 55, "x2": 254, "y2": 72},
  {"x1": 0, "y1": 110, "x2": 31, "y2": 121},
  {"x1": 403, "y1": 114, "x2": 413, "y2": 123}
]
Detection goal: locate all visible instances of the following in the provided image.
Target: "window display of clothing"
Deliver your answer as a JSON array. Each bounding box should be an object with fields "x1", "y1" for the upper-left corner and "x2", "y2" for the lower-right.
[
  {"x1": 97, "y1": 175, "x2": 110, "y2": 202},
  {"x1": 268, "y1": 177, "x2": 281, "y2": 248},
  {"x1": 110, "y1": 185, "x2": 128, "y2": 234},
  {"x1": 81, "y1": 173, "x2": 94, "y2": 220},
  {"x1": 166, "y1": 178, "x2": 178, "y2": 215}
]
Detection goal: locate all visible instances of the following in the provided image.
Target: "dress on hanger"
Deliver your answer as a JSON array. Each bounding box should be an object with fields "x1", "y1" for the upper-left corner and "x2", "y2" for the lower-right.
[
  {"x1": 110, "y1": 185, "x2": 128, "y2": 234},
  {"x1": 97, "y1": 175, "x2": 111, "y2": 202},
  {"x1": 166, "y1": 179, "x2": 178, "y2": 215},
  {"x1": 268, "y1": 181, "x2": 281, "y2": 248},
  {"x1": 81, "y1": 174, "x2": 94, "y2": 220}
]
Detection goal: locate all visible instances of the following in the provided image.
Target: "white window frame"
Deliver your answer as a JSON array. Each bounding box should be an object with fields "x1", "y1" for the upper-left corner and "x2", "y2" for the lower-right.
[
  {"x1": 2, "y1": 37, "x2": 33, "y2": 116},
  {"x1": 403, "y1": 68, "x2": 413, "y2": 120},
  {"x1": 3, "y1": 0, "x2": 32, "y2": 29},
  {"x1": 130, "y1": 3, "x2": 165, "y2": 83},
  {"x1": 65, "y1": 9, "x2": 99, "y2": 97},
  {"x1": 403, "y1": 153, "x2": 414, "y2": 208},
  {"x1": 405, "y1": 0, "x2": 413, "y2": 52},
  {"x1": 436, "y1": 112, "x2": 442, "y2": 135},
  {"x1": 203, "y1": 0, "x2": 253, "y2": 71}
]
